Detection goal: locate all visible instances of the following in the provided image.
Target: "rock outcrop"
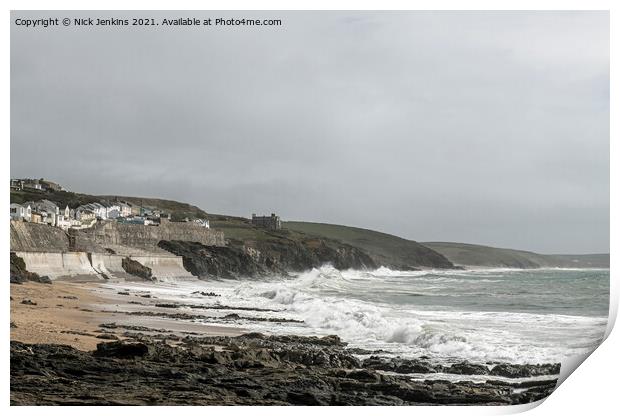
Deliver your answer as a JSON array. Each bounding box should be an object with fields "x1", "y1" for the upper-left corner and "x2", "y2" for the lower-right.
[
  {"x1": 121, "y1": 257, "x2": 153, "y2": 280},
  {"x1": 10, "y1": 334, "x2": 559, "y2": 405},
  {"x1": 10, "y1": 252, "x2": 52, "y2": 284},
  {"x1": 158, "y1": 236, "x2": 377, "y2": 278}
]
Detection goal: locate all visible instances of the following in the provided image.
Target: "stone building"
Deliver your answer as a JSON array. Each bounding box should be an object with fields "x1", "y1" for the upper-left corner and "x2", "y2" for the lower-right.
[{"x1": 251, "y1": 213, "x2": 282, "y2": 230}]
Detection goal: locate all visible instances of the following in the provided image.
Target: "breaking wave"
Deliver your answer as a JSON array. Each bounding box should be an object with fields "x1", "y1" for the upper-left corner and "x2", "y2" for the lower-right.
[
  {"x1": 110, "y1": 264, "x2": 608, "y2": 366},
  {"x1": 225, "y1": 265, "x2": 608, "y2": 365}
]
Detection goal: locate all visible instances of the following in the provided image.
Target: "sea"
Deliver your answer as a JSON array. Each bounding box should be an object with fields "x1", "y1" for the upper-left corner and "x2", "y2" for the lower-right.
[{"x1": 109, "y1": 266, "x2": 610, "y2": 368}]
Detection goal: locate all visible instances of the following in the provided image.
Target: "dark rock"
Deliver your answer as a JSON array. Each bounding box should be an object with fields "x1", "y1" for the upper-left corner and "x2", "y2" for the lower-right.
[
  {"x1": 192, "y1": 291, "x2": 220, "y2": 297},
  {"x1": 10, "y1": 336, "x2": 559, "y2": 406},
  {"x1": 10, "y1": 321, "x2": 17, "y2": 328},
  {"x1": 157, "y1": 237, "x2": 378, "y2": 279},
  {"x1": 445, "y1": 362, "x2": 490, "y2": 375},
  {"x1": 10, "y1": 275, "x2": 24, "y2": 284},
  {"x1": 96, "y1": 334, "x2": 120, "y2": 340},
  {"x1": 94, "y1": 341, "x2": 150, "y2": 358},
  {"x1": 117, "y1": 292, "x2": 130, "y2": 296},
  {"x1": 30, "y1": 275, "x2": 52, "y2": 284},
  {"x1": 489, "y1": 363, "x2": 560, "y2": 378},
  {"x1": 11, "y1": 253, "x2": 51, "y2": 284},
  {"x1": 121, "y1": 257, "x2": 153, "y2": 280},
  {"x1": 363, "y1": 356, "x2": 438, "y2": 374},
  {"x1": 20, "y1": 299, "x2": 37, "y2": 306},
  {"x1": 346, "y1": 369, "x2": 381, "y2": 382}
]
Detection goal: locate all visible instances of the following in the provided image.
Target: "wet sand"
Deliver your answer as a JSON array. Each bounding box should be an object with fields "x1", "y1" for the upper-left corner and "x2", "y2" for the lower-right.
[{"x1": 10, "y1": 281, "x2": 243, "y2": 351}]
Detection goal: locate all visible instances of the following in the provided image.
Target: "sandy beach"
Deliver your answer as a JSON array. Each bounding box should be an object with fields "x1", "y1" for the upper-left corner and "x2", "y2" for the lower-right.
[{"x1": 10, "y1": 280, "x2": 243, "y2": 351}]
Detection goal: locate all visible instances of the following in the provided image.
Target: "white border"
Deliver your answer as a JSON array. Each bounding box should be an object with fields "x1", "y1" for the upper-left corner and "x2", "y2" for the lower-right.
[{"x1": 3, "y1": 1, "x2": 616, "y2": 415}]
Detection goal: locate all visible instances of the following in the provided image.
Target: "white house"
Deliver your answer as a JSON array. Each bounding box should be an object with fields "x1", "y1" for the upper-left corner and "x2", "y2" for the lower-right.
[
  {"x1": 23, "y1": 204, "x2": 32, "y2": 221},
  {"x1": 119, "y1": 202, "x2": 132, "y2": 217},
  {"x1": 27, "y1": 200, "x2": 60, "y2": 226},
  {"x1": 10, "y1": 203, "x2": 29, "y2": 221},
  {"x1": 75, "y1": 208, "x2": 97, "y2": 228},
  {"x1": 55, "y1": 214, "x2": 72, "y2": 230},
  {"x1": 40, "y1": 211, "x2": 56, "y2": 226},
  {"x1": 77, "y1": 203, "x2": 107, "y2": 219},
  {"x1": 194, "y1": 219, "x2": 210, "y2": 228},
  {"x1": 30, "y1": 200, "x2": 60, "y2": 215},
  {"x1": 103, "y1": 202, "x2": 121, "y2": 219}
]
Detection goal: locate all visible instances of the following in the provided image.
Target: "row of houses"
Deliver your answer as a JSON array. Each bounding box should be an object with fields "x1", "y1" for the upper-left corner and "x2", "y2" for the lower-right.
[
  {"x1": 10, "y1": 199, "x2": 134, "y2": 230},
  {"x1": 9, "y1": 198, "x2": 211, "y2": 230},
  {"x1": 10, "y1": 179, "x2": 213, "y2": 229},
  {"x1": 10, "y1": 200, "x2": 85, "y2": 229},
  {"x1": 77, "y1": 201, "x2": 133, "y2": 220}
]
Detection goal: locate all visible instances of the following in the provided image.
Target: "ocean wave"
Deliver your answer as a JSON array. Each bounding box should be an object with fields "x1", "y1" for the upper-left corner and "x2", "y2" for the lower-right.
[{"x1": 107, "y1": 266, "x2": 609, "y2": 366}]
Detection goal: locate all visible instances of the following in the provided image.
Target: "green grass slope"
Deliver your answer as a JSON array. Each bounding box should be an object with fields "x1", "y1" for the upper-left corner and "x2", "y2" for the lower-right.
[
  {"x1": 423, "y1": 242, "x2": 609, "y2": 269},
  {"x1": 284, "y1": 221, "x2": 454, "y2": 269}
]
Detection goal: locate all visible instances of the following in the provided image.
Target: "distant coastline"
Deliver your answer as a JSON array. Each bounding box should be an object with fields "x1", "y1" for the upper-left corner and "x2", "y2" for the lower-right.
[{"x1": 10, "y1": 183, "x2": 608, "y2": 284}]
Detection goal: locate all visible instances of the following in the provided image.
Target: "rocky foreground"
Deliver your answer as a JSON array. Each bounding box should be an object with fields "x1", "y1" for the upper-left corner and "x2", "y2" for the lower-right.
[{"x1": 11, "y1": 331, "x2": 559, "y2": 406}]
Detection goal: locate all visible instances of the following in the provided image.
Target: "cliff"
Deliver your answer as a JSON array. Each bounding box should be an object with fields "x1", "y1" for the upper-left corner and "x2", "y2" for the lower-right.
[
  {"x1": 283, "y1": 222, "x2": 454, "y2": 269},
  {"x1": 158, "y1": 236, "x2": 376, "y2": 279}
]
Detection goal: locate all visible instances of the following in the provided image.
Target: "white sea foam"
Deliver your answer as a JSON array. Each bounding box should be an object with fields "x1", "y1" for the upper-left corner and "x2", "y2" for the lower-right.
[{"x1": 103, "y1": 265, "x2": 609, "y2": 367}]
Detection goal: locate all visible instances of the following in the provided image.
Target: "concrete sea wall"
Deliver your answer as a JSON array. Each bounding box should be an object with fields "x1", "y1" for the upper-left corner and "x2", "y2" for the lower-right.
[
  {"x1": 14, "y1": 251, "x2": 195, "y2": 281},
  {"x1": 129, "y1": 256, "x2": 193, "y2": 281},
  {"x1": 14, "y1": 252, "x2": 99, "y2": 281},
  {"x1": 89, "y1": 253, "x2": 134, "y2": 280},
  {"x1": 10, "y1": 220, "x2": 221, "y2": 281}
]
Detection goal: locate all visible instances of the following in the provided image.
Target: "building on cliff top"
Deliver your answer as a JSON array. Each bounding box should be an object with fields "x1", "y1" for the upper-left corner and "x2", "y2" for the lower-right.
[
  {"x1": 251, "y1": 213, "x2": 282, "y2": 230},
  {"x1": 10, "y1": 178, "x2": 64, "y2": 192}
]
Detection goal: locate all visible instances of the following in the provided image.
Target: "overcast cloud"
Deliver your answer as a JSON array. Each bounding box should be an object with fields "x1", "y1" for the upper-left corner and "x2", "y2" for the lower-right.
[{"x1": 11, "y1": 11, "x2": 609, "y2": 254}]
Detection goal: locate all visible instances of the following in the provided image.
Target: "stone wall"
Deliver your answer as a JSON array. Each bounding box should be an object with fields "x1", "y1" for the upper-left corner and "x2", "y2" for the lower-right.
[
  {"x1": 68, "y1": 220, "x2": 225, "y2": 253},
  {"x1": 10, "y1": 221, "x2": 70, "y2": 252}
]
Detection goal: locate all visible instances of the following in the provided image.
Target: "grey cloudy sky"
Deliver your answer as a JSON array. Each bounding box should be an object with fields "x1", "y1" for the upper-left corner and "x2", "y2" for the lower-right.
[{"x1": 11, "y1": 11, "x2": 609, "y2": 254}]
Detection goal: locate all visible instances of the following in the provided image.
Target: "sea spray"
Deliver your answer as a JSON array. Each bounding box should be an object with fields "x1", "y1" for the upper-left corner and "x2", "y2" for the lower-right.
[{"x1": 102, "y1": 265, "x2": 608, "y2": 366}]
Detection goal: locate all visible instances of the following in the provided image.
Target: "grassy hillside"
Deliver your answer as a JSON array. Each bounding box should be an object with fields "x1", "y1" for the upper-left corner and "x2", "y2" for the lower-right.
[
  {"x1": 545, "y1": 253, "x2": 610, "y2": 268},
  {"x1": 11, "y1": 189, "x2": 100, "y2": 209},
  {"x1": 98, "y1": 196, "x2": 209, "y2": 221},
  {"x1": 284, "y1": 221, "x2": 454, "y2": 269},
  {"x1": 423, "y1": 242, "x2": 609, "y2": 269}
]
